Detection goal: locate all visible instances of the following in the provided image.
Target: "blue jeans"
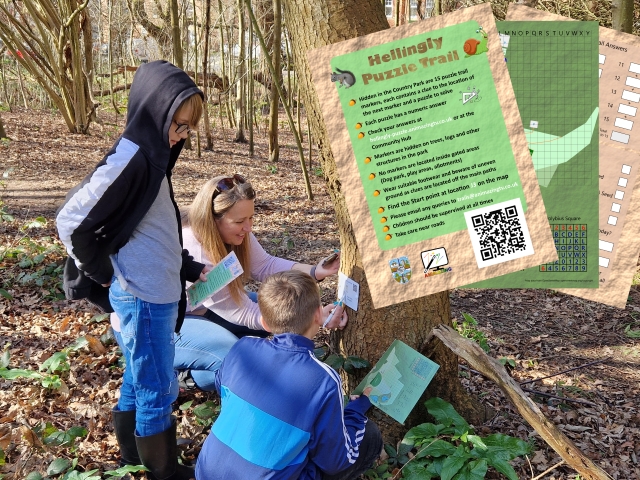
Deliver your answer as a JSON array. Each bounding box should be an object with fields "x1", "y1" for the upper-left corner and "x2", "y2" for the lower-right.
[
  {"x1": 174, "y1": 316, "x2": 239, "y2": 391},
  {"x1": 109, "y1": 278, "x2": 178, "y2": 437}
]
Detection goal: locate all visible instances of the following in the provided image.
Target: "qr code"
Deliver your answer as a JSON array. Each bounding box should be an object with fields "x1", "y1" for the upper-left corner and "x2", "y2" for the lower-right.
[{"x1": 464, "y1": 198, "x2": 534, "y2": 268}]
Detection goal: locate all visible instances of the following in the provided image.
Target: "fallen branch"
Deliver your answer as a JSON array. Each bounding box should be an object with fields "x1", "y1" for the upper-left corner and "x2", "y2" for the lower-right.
[
  {"x1": 532, "y1": 460, "x2": 566, "y2": 480},
  {"x1": 432, "y1": 325, "x2": 613, "y2": 480},
  {"x1": 519, "y1": 358, "x2": 610, "y2": 386},
  {"x1": 521, "y1": 388, "x2": 598, "y2": 407}
]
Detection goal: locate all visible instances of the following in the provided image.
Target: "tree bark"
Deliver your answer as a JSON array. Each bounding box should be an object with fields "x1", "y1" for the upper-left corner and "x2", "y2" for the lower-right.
[
  {"x1": 612, "y1": 0, "x2": 633, "y2": 33},
  {"x1": 268, "y1": 0, "x2": 281, "y2": 162},
  {"x1": 283, "y1": 0, "x2": 485, "y2": 442},
  {"x1": 234, "y1": 0, "x2": 247, "y2": 142},
  {"x1": 170, "y1": 0, "x2": 183, "y2": 68},
  {"x1": 0, "y1": 116, "x2": 7, "y2": 139}
]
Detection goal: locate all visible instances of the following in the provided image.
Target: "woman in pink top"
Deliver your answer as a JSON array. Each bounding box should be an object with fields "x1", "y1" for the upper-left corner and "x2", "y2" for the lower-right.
[{"x1": 174, "y1": 175, "x2": 346, "y2": 391}]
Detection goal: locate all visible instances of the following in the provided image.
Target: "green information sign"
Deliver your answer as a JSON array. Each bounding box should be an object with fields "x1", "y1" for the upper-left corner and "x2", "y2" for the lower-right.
[
  {"x1": 468, "y1": 21, "x2": 600, "y2": 289},
  {"x1": 331, "y1": 21, "x2": 527, "y2": 250}
]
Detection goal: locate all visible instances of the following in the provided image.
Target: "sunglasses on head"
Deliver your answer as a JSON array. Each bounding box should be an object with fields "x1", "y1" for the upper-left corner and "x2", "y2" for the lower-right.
[{"x1": 215, "y1": 174, "x2": 246, "y2": 193}]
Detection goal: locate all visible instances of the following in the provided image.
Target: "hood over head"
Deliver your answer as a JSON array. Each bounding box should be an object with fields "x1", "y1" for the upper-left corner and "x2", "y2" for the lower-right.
[{"x1": 123, "y1": 60, "x2": 203, "y2": 173}]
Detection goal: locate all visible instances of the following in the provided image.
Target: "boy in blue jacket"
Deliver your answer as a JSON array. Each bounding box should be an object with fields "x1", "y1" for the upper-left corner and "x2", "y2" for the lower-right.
[{"x1": 196, "y1": 270, "x2": 383, "y2": 479}]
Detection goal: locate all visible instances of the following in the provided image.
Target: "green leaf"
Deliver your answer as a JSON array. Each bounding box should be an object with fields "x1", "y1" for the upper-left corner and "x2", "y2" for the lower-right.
[
  {"x1": 179, "y1": 400, "x2": 193, "y2": 410},
  {"x1": 61, "y1": 470, "x2": 101, "y2": 480},
  {"x1": 384, "y1": 444, "x2": 397, "y2": 458},
  {"x1": 624, "y1": 324, "x2": 640, "y2": 338},
  {"x1": 25, "y1": 472, "x2": 44, "y2": 480},
  {"x1": 67, "y1": 426, "x2": 88, "y2": 439},
  {"x1": 485, "y1": 458, "x2": 519, "y2": 480},
  {"x1": 466, "y1": 435, "x2": 487, "y2": 451},
  {"x1": 324, "y1": 354, "x2": 344, "y2": 371},
  {"x1": 0, "y1": 448, "x2": 4, "y2": 466},
  {"x1": 0, "y1": 368, "x2": 42, "y2": 380},
  {"x1": 67, "y1": 337, "x2": 89, "y2": 352},
  {"x1": 416, "y1": 439, "x2": 457, "y2": 459},
  {"x1": 425, "y1": 457, "x2": 446, "y2": 476},
  {"x1": 47, "y1": 458, "x2": 72, "y2": 476},
  {"x1": 402, "y1": 459, "x2": 433, "y2": 480},
  {"x1": 193, "y1": 401, "x2": 220, "y2": 420},
  {"x1": 424, "y1": 398, "x2": 470, "y2": 433},
  {"x1": 452, "y1": 459, "x2": 487, "y2": 480},
  {"x1": 88, "y1": 313, "x2": 110, "y2": 324},
  {"x1": 24, "y1": 217, "x2": 47, "y2": 229},
  {"x1": 478, "y1": 433, "x2": 532, "y2": 461},
  {"x1": 0, "y1": 288, "x2": 13, "y2": 300},
  {"x1": 403, "y1": 423, "x2": 444, "y2": 444},
  {"x1": 398, "y1": 440, "x2": 414, "y2": 456},
  {"x1": 345, "y1": 355, "x2": 371, "y2": 369},
  {"x1": 44, "y1": 431, "x2": 71, "y2": 446},
  {"x1": 461, "y1": 312, "x2": 478, "y2": 325},
  {"x1": 313, "y1": 347, "x2": 328, "y2": 360},
  {"x1": 102, "y1": 464, "x2": 148, "y2": 476},
  {"x1": 440, "y1": 446, "x2": 472, "y2": 480},
  {"x1": 40, "y1": 351, "x2": 69, "y2": 374}
]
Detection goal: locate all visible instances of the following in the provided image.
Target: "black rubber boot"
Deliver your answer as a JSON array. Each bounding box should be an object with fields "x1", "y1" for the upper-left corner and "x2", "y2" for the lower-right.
[
  {"x1": 135, "y1": 416, "x2": 195, "y2": 480},
  {"x1": 112, "y1": 408, "x2": 141, "y2": 466}
]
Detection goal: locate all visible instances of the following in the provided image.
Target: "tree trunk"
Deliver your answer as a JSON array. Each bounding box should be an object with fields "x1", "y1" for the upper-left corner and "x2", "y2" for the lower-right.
[
  {"x1": 202, "y1": 0, "x2": 214, "y2": 150},
  {"x1": 283, "y1": 0, "x2": 486, "y2": 441},
  {"x1": 170, "y1": 0, "x2": 183, "y2": 68},
  {"x1": 0, "y1": 116, "x2": 7, "y2": 139},
  {"x1": 268, "y1": 0, "x2": 281, "y2": 162},
  {"x1": 612, "y1": 0, "x2": 633, "y2": 33},
  {"x1": 234, "y1": 0, "x2": 247, "y2": 142}
]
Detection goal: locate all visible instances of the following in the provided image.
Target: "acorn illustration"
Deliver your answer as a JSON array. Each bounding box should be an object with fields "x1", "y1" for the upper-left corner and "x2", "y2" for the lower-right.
[
  {"x1": 373, "y1": 190, "x2": 380, "y2": 197},
  {"x1": 380, "y1": 217, "x2": 387, "y2": 223},
  {"x1": 364, "y1": 157, "x2": 372, "y2": 164},
  {"x1": 358, "y1": 132, "x2": 365, "y2": 139},
  {"x1": 383, "y1": 226, "x2": 390, "y2": 232},
  {"x1": 355, "y1": 122, "x2": 363, "y2": 129},
  {"x1": 385, "y1": 234, "x2": 392, "y2": 240},
  {"x1": 378, "y1": 207, "x2": 385, "y2": 213},
  {"x1": 369, "y1": 173, "x2": 375, "y2": 180},
  {"x1": 349, "y1": 99, "x2": 356, "y2": 106}
]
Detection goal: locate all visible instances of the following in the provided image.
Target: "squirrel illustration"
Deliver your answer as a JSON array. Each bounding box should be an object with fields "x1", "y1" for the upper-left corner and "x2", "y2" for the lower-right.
[{"x1": 331, "y1": 68, "x2": 356, "y2": 88}]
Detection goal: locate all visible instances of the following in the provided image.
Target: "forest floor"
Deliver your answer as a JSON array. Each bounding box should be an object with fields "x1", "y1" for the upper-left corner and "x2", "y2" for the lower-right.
[{"x1": 1, "y1": 107, "x2": 640, "y2": 480}]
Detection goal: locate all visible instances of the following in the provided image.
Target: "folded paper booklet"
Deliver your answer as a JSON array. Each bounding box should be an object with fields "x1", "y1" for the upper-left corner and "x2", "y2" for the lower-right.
[
  {"x1": 353, "y1": 340, "x2": 439, "y2": 424},
  {"x1": 507, "y1": 5, "x2": 640, "y2": 308},
  {"x1": 308, "y1": 3, "x2": 557, "y2": 309},
  {"x1": 186, "y1": 251, "x2": 243, "y2": 309},
  {"x1": 466, "y1": 19, "x2": 600, "y2": 289}
]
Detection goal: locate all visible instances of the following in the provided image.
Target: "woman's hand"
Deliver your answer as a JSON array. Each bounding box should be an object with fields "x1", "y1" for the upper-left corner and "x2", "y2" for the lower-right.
[
  {"x1": 314, "y1": 251, "x2": 340, "y2": 281},
  {"x1": 322, "y1": 303, "x2": 348, "y2": 330}
]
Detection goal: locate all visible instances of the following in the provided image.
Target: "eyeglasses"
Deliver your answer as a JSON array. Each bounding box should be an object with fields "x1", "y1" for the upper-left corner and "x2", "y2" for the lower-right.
[
  {"x1": 175, "y1": 122, "x2": 192, "y2": 135},
  {"x1": 215, "y1": 174, "x2": 247, "y2": 193}
]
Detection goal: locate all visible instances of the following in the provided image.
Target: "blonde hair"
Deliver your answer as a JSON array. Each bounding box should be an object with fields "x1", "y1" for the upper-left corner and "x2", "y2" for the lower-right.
[
  {"x1": 187, "y1": 175, "x2": 256, "y2": 304},
  {"x1": 177, "y1": 93, "x2": 203, "y2": 127},
  {"x1": 258, "y1": 271, "x2": 321, "y2": 335}
]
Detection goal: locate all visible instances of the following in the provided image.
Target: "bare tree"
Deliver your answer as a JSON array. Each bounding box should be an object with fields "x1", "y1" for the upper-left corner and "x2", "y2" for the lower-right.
[
  {"x1": 0, "y1": 0, "x2": 96, "y2": 133},
  {"x1": 234, "y1": 0, "x2": 247, "y2": 142},
  {"x1": 283, "y1": 0, "x2": 485, "y2": 438},
  {"x1": 268, "y1": 0, "x2": 281, "y2": 161}
]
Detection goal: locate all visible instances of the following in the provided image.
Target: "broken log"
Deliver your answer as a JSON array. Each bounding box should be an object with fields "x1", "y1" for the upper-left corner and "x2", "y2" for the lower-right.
[{"x1": 432, "y1": 325, "x2": 612, "y2": 480}]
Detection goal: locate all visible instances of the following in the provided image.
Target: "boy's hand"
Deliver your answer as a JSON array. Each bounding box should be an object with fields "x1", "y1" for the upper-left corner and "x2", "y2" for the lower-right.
[{"x1": 322, "y1": 303, "x2": 348, "y2": 330}]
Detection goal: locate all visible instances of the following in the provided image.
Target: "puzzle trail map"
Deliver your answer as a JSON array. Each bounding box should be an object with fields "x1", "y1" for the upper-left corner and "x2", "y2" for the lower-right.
[
  {"x1": 353, "y1": 340, "x2": 439, "y2": 424},
  {"x1": 308, "y1": 4, "x2": 556, "y2": 308},
  {"x1": 508, "y1": 5, "x2": 640, "y2": 308},
  {"x1": 468, "y1": 20, "x2": 600, "y2": 289}
]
